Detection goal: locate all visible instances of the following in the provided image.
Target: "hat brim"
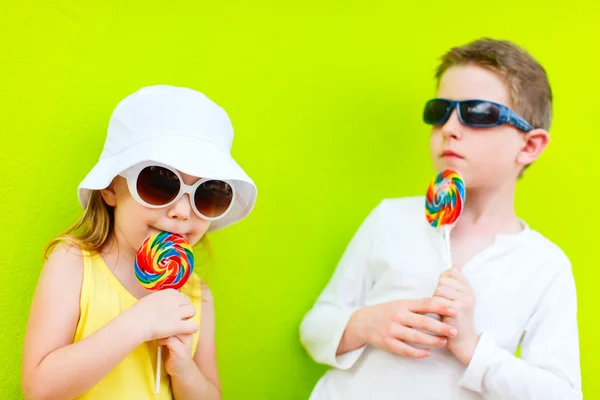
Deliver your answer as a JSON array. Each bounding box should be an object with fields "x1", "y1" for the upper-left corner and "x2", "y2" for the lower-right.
[{"x1": 78, "y1": 135, "x2": 257, "y2": 233}]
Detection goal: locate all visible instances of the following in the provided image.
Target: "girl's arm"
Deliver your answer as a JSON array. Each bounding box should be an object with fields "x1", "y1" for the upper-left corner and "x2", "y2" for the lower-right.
[
  {"x1": 22, "y1": 246, "x2": 198, "y2": 400},
  {"x1": 171, "y1": 283, "x2": 221, "y2": 400},
  {"x1": 21, "y1": 246, "x2": 145, "y2": 399}
]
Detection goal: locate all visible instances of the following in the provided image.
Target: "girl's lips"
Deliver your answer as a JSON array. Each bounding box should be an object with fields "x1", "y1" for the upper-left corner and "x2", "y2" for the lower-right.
[{"x1": 441, "y1": 150, "x2": 463, "y2": 159}]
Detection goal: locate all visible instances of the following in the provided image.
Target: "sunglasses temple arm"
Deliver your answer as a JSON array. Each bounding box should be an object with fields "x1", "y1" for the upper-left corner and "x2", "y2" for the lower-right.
[{"x1": 503, "y1": 109, "x2": 534, "y2": 132}]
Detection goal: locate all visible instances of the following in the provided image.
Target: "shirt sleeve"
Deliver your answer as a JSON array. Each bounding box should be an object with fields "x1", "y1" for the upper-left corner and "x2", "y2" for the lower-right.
[
  {"x1": 459, "y1": 266, "x2": 582, "y2": 399},
  {"x1": 299, "y1": 201, "x2": 384, "y2": 369}
]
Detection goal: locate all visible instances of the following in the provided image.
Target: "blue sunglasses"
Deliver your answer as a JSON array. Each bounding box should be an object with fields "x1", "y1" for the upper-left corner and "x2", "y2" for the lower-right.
[{"x1": 423, "y1": 98, "x2": 533, "y2": 132}]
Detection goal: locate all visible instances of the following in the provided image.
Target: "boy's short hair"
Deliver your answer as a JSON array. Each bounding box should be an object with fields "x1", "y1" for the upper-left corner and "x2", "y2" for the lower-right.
[{"x1": 435, "y1": 38, "x2": 552, "y2": 131}]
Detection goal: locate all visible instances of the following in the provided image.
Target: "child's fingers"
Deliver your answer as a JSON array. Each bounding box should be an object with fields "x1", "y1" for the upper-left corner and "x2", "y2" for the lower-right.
[
  {"x1": 434, "y1": 284, "x2": 461, "y2": 301},
  {"x1": 430, "y1": 296, "x2": 457, "y2": 317},
  {"x1": 163, "y1": 335, "x2": 190, "y2": 345},
  {"x1": 174, "y1": 334, "x2": 194, "y2": 348},
  {"x1": 178, "y1": 305, "x2": 197, "y2": 320},
  {"x1": 449, "y1": 266, "x2": 469, "y2": 283},
  {"x1": 438, "y1": 277, "x2": 469, "y2": 292},
  {"x1": 402, "y1": 312, "x2": 457, "y2": 338},
  {"x1": 403, "y1": 297, "x2": 453, "y2": 316},
  {"x1": 383, "y1": 336, "x2": 431, "y2": 359},
  {"x1": 439, "y1": 266, "x2": 467, "y2": 281},
  {"x1": 392, "y1": 324, "x2": 448, "y2": 347},
  {"x1": 158, "y1": 336, "x2": 183, "y2": 350},
  {"x1": 160, "y1": 335, "x2": 190, "y2": 349},
  {"x1": 178, "y1": 320, "x2": 199, "y2": 335},
  {"x1": 439, "y1": 269, "x2": 453, "y2": 280}
]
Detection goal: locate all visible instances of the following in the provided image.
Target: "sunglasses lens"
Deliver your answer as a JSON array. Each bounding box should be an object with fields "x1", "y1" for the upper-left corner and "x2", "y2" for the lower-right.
[
  {"x1": 423, "y1": 99, "x2": 452, "y2": 124},
  {"x1": 460, "y1": 101, "x2": 500, "y2": 126},
  {"x1": 194, "y1": 180, "x2": 234, "y2": 218},
  {"x1": 136, "y1": 166, "x2": 181, "y2": 206}
]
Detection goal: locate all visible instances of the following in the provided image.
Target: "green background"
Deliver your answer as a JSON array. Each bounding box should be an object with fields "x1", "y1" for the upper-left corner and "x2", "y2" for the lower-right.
[{"x1": 1, "y1": 1, "x2": 598, "y2": 398}]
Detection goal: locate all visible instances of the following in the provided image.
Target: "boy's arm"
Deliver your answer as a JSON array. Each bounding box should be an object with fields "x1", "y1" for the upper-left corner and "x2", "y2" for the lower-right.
[
  {"x1": 299, "y1": 202, "x2": 383, "y2": 369},
  {"x1": 459, "y1": 267, "x2": 582, "y2": 399}
]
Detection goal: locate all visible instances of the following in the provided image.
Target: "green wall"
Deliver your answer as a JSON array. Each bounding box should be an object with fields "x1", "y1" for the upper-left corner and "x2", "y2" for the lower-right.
[{"x1": 1, "y1": 1, "x2": 598, "y2": 398}]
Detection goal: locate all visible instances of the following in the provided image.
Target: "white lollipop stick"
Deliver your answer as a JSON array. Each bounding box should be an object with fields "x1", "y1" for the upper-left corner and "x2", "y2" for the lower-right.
[
  {"x1": 155, "y1": 345, "x2": 162, "y2": 394},
  {"x1": 442, "y1": 225, "x2": 452, "y2": 270}
]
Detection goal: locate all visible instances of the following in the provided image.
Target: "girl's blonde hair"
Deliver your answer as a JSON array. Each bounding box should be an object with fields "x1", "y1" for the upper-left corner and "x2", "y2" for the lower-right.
[
  {"x1": 44, "y1": 190, "x2": 213, "y2": 262},
  {"x1": 44, "y1": 191, "x2": 113, "y2": 258}
]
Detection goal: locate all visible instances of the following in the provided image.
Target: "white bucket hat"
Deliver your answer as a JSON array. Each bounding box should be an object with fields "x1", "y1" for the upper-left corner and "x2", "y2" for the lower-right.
[{"x1": 78, "y1": 85, "x2": 257, "y2": 232}]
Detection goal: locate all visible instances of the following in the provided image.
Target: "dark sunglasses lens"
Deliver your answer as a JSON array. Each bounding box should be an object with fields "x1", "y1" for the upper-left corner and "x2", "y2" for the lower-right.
[
  {"x1": 424, "y1": 100, "x2": 452, "y2": 124},
  {"x1": 460, "y1": 101, "x2": 500, "y2": 126},
  {"x1": 194, "y1": 180, "x2": 234, "y2": 218},
  {"x1": 136, "y1": 166, "x2": 181, "y2": 206}
]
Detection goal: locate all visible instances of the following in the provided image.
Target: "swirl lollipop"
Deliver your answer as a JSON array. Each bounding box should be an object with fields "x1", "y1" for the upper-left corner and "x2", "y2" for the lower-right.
[
  {"x1": 135, "y1": 231, "x2": 195, "y2": 394},
  {"x1": 425, "y1": 169, "x2": 465, "y2": 268},
  {"x1": 135, "y1": 232, "x2": 194, "y2": 291}
]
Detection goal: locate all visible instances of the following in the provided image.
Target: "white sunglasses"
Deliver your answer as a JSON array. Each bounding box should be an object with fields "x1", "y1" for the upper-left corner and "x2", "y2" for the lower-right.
[{"x1": 120, "y1": 161, "x2": 236, "y2": 221}]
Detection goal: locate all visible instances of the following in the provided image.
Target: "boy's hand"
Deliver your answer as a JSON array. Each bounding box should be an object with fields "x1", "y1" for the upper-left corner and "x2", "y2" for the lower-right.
[
  {"x1": 348, "y1": 297, "x2": 458, "y2": 359},
  {"x1": 433, "y1": 266, "x2": 480, "y2": 366},
  {"x1": 159, "y1": 334, "x2": 196, "y2": 378}
]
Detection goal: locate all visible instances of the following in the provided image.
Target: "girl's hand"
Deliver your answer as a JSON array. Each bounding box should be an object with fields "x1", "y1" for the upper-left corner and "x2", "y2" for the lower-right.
[
  {"x1": 159, "y1": 334, "x2": 195, "y2": 378},
  {"x1": 125, "y1": 289, "x2": 198, "y2": 342}
]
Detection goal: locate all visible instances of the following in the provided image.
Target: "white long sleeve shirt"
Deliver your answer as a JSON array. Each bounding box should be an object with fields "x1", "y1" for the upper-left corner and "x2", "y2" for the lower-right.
[{"x1": 300, "y1": 197, "x2": 581, "y2": 400}]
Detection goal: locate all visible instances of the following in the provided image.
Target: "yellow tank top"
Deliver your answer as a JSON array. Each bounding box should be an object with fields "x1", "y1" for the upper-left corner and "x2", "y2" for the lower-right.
[{"x1": 73, "y1": 250, "x2": 202, "y2": 400}]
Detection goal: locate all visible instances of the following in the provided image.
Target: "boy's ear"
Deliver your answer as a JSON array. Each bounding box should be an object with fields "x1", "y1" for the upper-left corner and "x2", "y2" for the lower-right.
[
  {"x1": 100, "y1": 180, "x2": 117, "y2": 207},
  {"x1": 516, "y1": 128, "x2": 550, "y2": 167}
]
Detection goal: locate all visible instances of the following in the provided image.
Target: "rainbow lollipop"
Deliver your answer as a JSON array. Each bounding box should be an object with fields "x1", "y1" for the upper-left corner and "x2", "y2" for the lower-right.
[
  {"x1": 425, "y1": 169, "x2": 465, "y2": 268},
  {"x1": 135, "y1": 232, "x2": 194, "y2": 291},
  {"x1": 135, "y1": 231, "x2": 195, "y2": 394}
]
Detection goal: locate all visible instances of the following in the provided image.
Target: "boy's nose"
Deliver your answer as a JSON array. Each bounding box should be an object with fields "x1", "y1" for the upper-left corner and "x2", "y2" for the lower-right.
[{"x1": 441, "y1": 109, "x2": 463, "y2": 140}]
